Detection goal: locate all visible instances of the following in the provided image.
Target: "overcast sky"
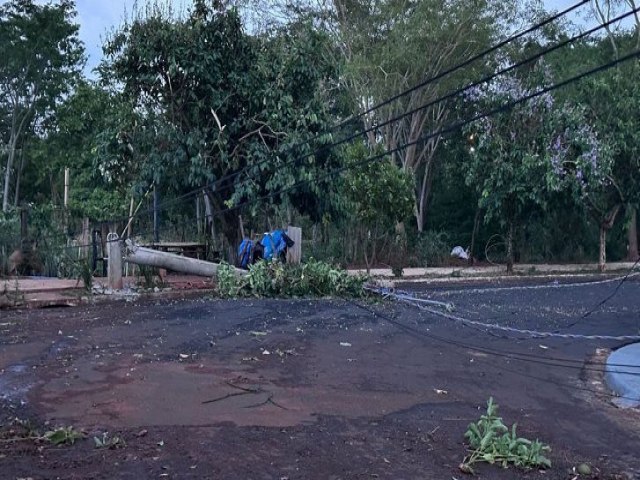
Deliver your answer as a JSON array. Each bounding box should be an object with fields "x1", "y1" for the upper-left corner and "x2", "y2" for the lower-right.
[{"x1": 0, "y1": 0, "x2": 603, "y2": 77}]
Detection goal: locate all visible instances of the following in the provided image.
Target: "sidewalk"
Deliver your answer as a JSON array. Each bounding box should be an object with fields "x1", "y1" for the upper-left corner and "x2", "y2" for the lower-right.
[
  {"x1": 1, "y1": 262, "x2": 637, "y2": 309},
  {"x1": 1, "y1": 275, "x2": 214, "y2": 309},
  {"x1": 349, "y1": 261, "x2": 639, "y2": 280}
]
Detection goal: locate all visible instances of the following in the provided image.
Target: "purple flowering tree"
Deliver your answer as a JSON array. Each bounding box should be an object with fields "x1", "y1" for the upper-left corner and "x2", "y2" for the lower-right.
[{"x1": 463, "y1": 69, "x2": 612, "y2": 273}]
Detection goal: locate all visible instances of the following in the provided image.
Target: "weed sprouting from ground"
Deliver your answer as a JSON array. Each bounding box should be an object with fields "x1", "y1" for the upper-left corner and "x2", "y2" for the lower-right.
[
  {"x1": 93, "y1": 432, "x2": 126, "y2": 449},
  {"x1": 460, "y1": 397, "x2": 551, "y2": 474},
  {"x1": 216, "y1": 259, "x2": 367, "y2": 298},
  {"x1": 0, "y1": 420, "x2": 85, "y2": 447},
  {"x1": 43, "y1": 426, "x2": 85, "y2": 446}
]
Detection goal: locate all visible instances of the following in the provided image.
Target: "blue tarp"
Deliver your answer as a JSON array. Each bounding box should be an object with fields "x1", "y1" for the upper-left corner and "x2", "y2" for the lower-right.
[{"x1": 261, "y1": 230, "x2": 288, "y2": 261}]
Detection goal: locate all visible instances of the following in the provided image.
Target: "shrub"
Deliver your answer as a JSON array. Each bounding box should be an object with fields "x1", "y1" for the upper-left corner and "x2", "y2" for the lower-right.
[
  {"x1": 460, "y1": 397, "x2": 551, "y2": 474},
  {"x1": 216, "y1": 259, "x2": 367, "y2": 298}
]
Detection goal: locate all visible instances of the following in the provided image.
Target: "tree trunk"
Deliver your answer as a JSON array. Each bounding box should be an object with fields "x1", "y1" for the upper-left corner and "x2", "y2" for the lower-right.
[
  {"x1": 506, "y1": 221, "x2": 514, "y2": 274},
  {"x1": 13, "y1": 148, "x2": 25, "y2": 208},
  {"x1": 627, "y1": 205, "x2": 639, "y2": 262},
  {"x1": 469, "y1": 207, "x2": 482, "y2": 264},
  {"x1": 3, "y1": 140, "x2": 17, "y2": 212},
  {"x1": 599, "y1": 226, "x2": 607, "y2": 272}
]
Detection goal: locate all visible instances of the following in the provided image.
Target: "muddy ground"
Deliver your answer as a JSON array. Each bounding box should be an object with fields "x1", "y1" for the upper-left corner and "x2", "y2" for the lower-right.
[{"x1": 0, "y1": 276, "x2": 639, "y2": 479}]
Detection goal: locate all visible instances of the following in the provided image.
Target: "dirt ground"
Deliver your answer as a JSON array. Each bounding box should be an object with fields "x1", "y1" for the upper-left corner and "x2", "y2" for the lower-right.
[{"x1": 1, "y1": 276, "x2": 639, "y2": 479}]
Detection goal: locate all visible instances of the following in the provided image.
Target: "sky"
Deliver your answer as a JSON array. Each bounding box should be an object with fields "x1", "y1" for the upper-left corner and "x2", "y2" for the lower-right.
[{"x1": 0, "y1": 0, "x2": 618, "y2": 77}]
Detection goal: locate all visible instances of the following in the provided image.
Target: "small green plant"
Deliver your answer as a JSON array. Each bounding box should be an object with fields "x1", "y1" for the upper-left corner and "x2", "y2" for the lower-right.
[
  {"x1": 137, "y1": 265, "x2": 165, "y2": 290},
  {"x1": 216, "y1": 262, "x2": 242, "y2": 297},
  {"x1": 391, "y1": 264, "x2": 404, "y2": 278},
  {"x1": 460, "y1": 398, "x2": 551, "y2": 474},
  {"x1": 93, "y1": 432, "x2": 126, "y2": 449},
  {"x1": 44, "y1": 426, "x2": 85, "y2": 446}
]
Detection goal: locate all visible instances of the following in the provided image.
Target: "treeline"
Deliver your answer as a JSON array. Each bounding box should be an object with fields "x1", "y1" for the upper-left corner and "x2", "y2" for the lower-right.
[{"x1": 1, "y1": 0, "x2": 638, "y2": 275}]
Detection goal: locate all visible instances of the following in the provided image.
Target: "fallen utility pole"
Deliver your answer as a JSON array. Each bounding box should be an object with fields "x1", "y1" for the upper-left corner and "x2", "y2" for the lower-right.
[{"x1": 124, "y1": 240, "x2": 247, "y2": 277}]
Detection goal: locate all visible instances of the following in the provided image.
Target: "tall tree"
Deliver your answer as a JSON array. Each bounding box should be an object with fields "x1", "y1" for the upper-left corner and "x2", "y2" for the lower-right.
[
  {"x1": 99, "y1": 0, "x2": 340, "y2": 242},
  {"x1": 0, "y1": 0, "x2": 84, "y2": 212},
  {"x1": 326, "y1": 0, "x2": 509, "y2": 232},
  {"x1": 463, "y1": 70, "x2": 612, "y2": 272},
  {"x1": 585, "y1": 0, "x2": 640, "y2": 261}
]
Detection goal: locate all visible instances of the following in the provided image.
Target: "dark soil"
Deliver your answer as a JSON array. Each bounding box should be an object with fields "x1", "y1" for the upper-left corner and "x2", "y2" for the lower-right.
[{"x1": 1, "y1": 277, "x2": 639, "y2": 479}]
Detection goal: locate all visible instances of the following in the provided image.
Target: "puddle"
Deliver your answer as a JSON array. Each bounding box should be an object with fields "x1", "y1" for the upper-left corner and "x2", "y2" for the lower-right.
[
  {"x1": 31, "y1": 360, "x2": 427, "y2": 428},
  {"x1": 0, "y1": 363, "x2": 36, "y2": 403},
  {"x1": 606, "y1": 343, "x2": 640, "y2": 409}
]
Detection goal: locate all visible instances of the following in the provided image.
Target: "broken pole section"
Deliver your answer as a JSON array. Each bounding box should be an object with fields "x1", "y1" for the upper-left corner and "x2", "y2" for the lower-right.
[
  {"x1": 124, "y1": 240, "x2": 247, "y2": 277},
  {"x1": 286, "y1": 226, "x2": 302, "y2": 265}
]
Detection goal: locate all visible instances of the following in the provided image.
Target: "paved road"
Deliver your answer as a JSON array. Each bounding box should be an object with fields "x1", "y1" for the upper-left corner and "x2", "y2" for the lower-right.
[{"x1": 1, "y1": 277, "x2": 639, "y2": 479}]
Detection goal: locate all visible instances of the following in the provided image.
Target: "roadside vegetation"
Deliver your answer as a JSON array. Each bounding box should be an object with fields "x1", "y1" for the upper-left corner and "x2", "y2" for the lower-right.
[
  {"x1": 460, "y1": 398, "x2": 551, "y2": 474},
  {"x1": 216, "y1": 259, "x2": 367, "y2": 298},
  {"x1": 1, "y1": 0, "x2": 638, "y2": 279}
]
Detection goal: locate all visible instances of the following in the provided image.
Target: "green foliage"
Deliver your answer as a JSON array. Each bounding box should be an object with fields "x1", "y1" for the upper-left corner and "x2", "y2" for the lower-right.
[
  {"x1": 44, "y1": 426, "x2": 84, "y2": 446},
  {"x1": 93, "y1": 432, "x2": 126, "y2": 449},
  {"x1": 99, "y1": 2, "x2": 340, "y2": 241},
  {"x1": 463, "y1": 65, "x2": 612, "y2": 269},
  {"x1": 461, "y1": 398, "x2": 551, "y2": 474},
  {"x1": 0, "y1": 210, "x2": 20, "y2": 274},
  {"x1": 136, "y1": 265, "x2": 165, "y2": 290},
  {"x1": 412, "y1": 231, "x2": 451, "y2": 267},
  {"x1": 342, "y1": 143, "x2": 414, "y2": 227},
  {"x1": 340, "y1": 142, "x2": 414, "y2": 269},
  {"x1": 216, "y1": 259, "x2": 366, "y2": 298},
  {"x1": 0, "y1": 0, "x2": 84, "y2": 211}
]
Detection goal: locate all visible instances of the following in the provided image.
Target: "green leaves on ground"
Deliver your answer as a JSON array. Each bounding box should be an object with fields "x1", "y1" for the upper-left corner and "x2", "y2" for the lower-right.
[
  {"x1": 93, "y1": 432, "x2": 126, "y2": 449},
  {"x1": 43, "y1": 426, "x2": 84, "y2": 446},
  {"x1": 216, "y1": 259, "x2": 366, "y2": 298},
  {"x1": 461, "y1": 397, "x2": 551, "y2": 474}
]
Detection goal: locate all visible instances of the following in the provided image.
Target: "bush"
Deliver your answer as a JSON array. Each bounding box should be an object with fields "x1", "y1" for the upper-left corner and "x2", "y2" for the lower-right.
[
  {"x1": 216, "y1": 259, "x2": 367, "y2": 298},
  {"x1": 0, "y1": 211, "x2": 20, "y2": 275},
  {"x1": 411, "y1": 231, "x2": 451, "y2": 267}
]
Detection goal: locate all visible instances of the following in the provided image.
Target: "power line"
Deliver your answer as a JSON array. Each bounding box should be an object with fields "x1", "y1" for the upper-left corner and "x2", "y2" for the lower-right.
[
  {"x1": 194, "y1": 47, "x2": 640, "y2": 227},
  {"x1": 119, "y1": 0, "x2": 593, "y2": 213},
  {"x1": 108, "y1": 42, "x2": 640, "y2": 247},
  {"x1": 346, "y1": 298, "x2": 640, "y2": 400},
  {"x1": 12, "y1": 42, "x2": 640, "y2": 254},
  {"x1": 316, "y1": 0, "x2": 592, "y2": 139},
  {"x1": 37, "y1": 0, "x2": 625, "y2": 239},
  {"x1": 557, "y1": 257, "x2": 640, "y2": 331}
]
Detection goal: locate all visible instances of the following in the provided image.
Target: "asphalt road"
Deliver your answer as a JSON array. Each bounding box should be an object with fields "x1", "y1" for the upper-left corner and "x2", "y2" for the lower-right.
[{"x1": 1, "y1": 276, "x2": 639, "y2": 479}]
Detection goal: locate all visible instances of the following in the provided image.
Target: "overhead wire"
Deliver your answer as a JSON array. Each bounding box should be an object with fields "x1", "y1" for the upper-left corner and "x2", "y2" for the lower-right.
[
  {"x1": 107, "y1": 0, "x2": 594, "y2": 216},
  {"x1": 345, "y1": 298, "x2": 640, "y2": 400},
  {"x1": 10, "y1": 0, "x2": 619, "y2": 247},
  {"x1": 193, "y1": 48, "x2": 640, "y2": 226},
  {"x1": 95, "y1": 40, "x2": 640, "y2": 251}
]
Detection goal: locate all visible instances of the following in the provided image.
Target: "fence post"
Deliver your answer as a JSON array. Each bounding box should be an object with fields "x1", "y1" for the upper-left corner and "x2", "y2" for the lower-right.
[
  {"x1": 107, "y1": 233, "x2": 123, "y2": 290},
  {"x1": 286, "y1": 226, "x2": 302, "y2": 265}
]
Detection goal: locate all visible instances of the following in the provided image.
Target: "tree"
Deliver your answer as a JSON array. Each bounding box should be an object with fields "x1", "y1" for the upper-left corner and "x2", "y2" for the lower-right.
[
  {"x1": 584, "y1": 0, "x2": 640, "y2": 261},
  {"x1": 463, "y1": 69, "x2": 612, "y2": 272},
  {"x1": 0, "y1": 0, "x2": 84, "y2": 212},
  {"x1": 538, "y1": 1, "x2": 639, "y2": 265},
  {"x1": 19, "y1": 82, "x2": 130, "y2": 220},
  {"x1": 99, "y1": 0, "x2": 340, "y2": 243},
  {"x1": 326, "y1": 0, "x2": 512, "y2": 232},
  {"x1": 341, "y1": 142, "x2": 414, "y2": 272}
]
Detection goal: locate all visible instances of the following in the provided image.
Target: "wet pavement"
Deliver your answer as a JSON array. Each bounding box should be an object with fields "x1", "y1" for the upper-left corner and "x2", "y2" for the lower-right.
[{"x1": 1, "y1": 276, "x2": 639, "y2": 479}]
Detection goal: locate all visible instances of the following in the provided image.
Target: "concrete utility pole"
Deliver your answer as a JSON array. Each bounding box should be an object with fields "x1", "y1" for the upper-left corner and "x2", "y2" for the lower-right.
[{"x1": 124, "y1": 240, "x2": 247, "y2": 277}]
